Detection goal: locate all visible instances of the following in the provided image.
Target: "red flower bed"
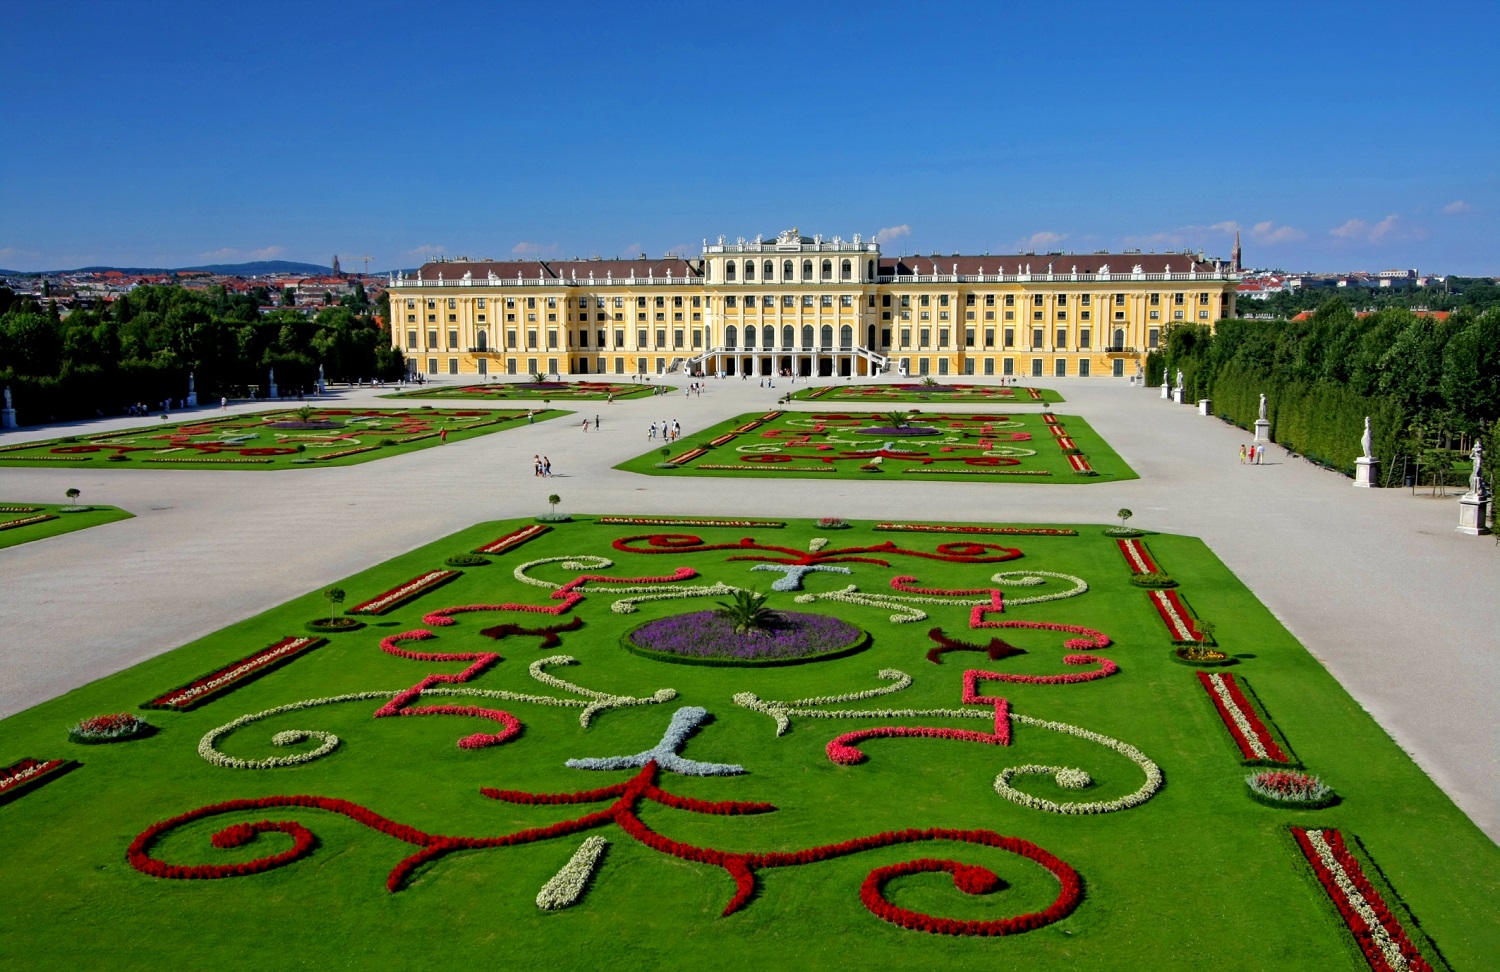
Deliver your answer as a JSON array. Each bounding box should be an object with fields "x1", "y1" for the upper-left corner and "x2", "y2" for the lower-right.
[
  {"x1": 0, "y1": 513, "x2": 57, "y2": 531},
  {"x1": 596, "y1": 517, "x2": 785, "y2": 528},
  {"x1": 374, "y1": 631, "x2": 520, "y2": 749},
  {"x1": 875, "y1": 523, "x2": 1076, "y2": 537},
  {"x1": 473, "y1": 523, "x2": 552, "y2": 555},
  {"x1": 143, "y1": 637, "x2": 326, "y2": 711},
  {"x1": 667, "y1": 448, "x2": 708, "y2": 464},
  {"x1": 964, "y1": 655, "x2": 1118, "y2": 686},
  {"x1": 1197, "y1": 671, "x2": 1290, "y2": 764},
  {"x1": 346, "y1": 570, "x2": 461, "y2": 615},
  {"x1": 0, "y1": 757, "x2": 72, "y2": 804},
  {"x1": 611, "y1": 533, "x2": 1024, "y2": 567},
  {"x1": 1290, "y1": 826, "x2": 1433, "y2": 972},
  {"x1": 1066, "y1": 454, "x2": 1093, "y2": 473},
  {"x1": 1148, "y1": 588, "x2": 1202, "y2": 642},
  {"x1": 1116, "y1": 538, "x2": 1159, "y2": 574},
  {"x1": 968, "y1": 618, "x2": 1110, "y2": 653}
]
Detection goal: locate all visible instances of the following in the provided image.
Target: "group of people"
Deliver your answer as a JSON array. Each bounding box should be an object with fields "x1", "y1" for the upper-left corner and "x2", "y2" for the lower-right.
[
  {"x1": 1240, "y1": 443, "x2": 1267, "y2": 465},
  {"x1": 532, "y1": 454, "x2": 553, "y2": 477},
  {"x1": 649, "y1": 420, "x2": 682, "y2": 442}
]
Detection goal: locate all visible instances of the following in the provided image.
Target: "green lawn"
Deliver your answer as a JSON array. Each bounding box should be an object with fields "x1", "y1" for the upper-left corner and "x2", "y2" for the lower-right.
[
  {"x1": 0, "y1": 407, "x2": 565, "y2": 470},
  {"x1": 614, "y1": 410, "x2": 1136, "y2": 483},
  {"x1": 385, "y1": 379, "x2": 669, "y2": 401},
  {"x1": 1, "y1": 516, "x2": 1491, "y2": 969},
  {"x1": 792, "y1": 382, "x2": 1065, "y2": 404},
  {"x1": 0, "y1": 502, "x2": 133, "y2": 549}
]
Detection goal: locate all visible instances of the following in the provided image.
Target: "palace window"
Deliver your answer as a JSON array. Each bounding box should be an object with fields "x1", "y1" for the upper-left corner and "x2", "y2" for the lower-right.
[
  {"x1": 821, "y1": 295, "x2": 833, "y2": 307},
  {"x1": 1081, "y1": 310, "x2": 1091, "y2": 321},
  {"x1": 506, "y1": 330, "x2": 517, "y2": 348},
  {"x1": 1003, "y1": 328, "x2": 1015, "y2": 348},
  {"x1": 614, "y1": 297, "x2": 624, "y2": 307},
  {"x1": 526, "y1": 330, "x2": 538, "y2": 348},
  {"x1": 656, "y1": 329, "x2": 666, "y2": 346},
  {"x1": 1055, "y1": 328, "x2": 1067, "y2": 348},
  {"x1": 920, "y1": 311, "x2": 930, "y2": 321},
  {"x1": 447, "y1": 298, "x2": 457, "y2": 309},
  {"x1": 965, "y1": 311, "x2": 975, "y2": 321},
  {"x1": 1079, "y1": 329, "x2": 1091, "y2": 349},
  {"x1": 448, "y1": 329, "x2": 458, "y2": 349},
  {"x1": 476, "y1": 298, "x2": 486, "y2": 309},
  {"x1": 726, "y1": 262, "x2": 736, "y2": 281},
  {"x1": 406, "y1": 299, "x2": 416, "y2": 309},
  {"x1": 1033, "y1": 311, "x2": 1043, "y2": 321},
  {"x1": 744, "y1": 296, "x2": 756, "y2": 308},
  {"x1": 984, "y1": 328, "x2": 995, "y2": 347},
  {"x1": 899, "y1": 329, "x2": 911, "y2": 348},
  {"x1": 965, "y1": 328, "x2": 975, "y2": 345},
  {"x1": 821, "y1": 259, "x2": 832, "y2": 279},
  {"x1": 803, "y1": 295, "x2": 814, "y2": 307},
  {"x1": 744, "y1": 260, "x2": 754, "y2": 281},
  {"x1": 841, "y1": 259, "x2": 851, "y2": 280},
  {"x1": 802, "y1": 259, "x2": 813, "y2": 280},
  {"x1": 637, "y1": 329, "x2": 648, "y2": 346},
  {"x1": 764, "y1": 260, "x2": 774, "y2": 279},
  {"x1": 783, "y1": 295, "x2": 796, "y2": 308},
  {"x1": 938, "y1": 329, "x2": 950, "y2": 346},
  {"x1": 1150, "y1": 311, "x2": 1160, "y2": 320},
  {"x1": 1174, "y1": 293, "x2": 1185, "y2": 305},
  {"x1": 920, "y1": 295, "x2": 930, "y2": 307},
  {"x1": 1148, "y1": 328, "x2": 1160, "y2": 348},
  {"x1": 1032, "y1": 328, "x2": 1044, "y2": 348},
  {"x1": 1150, "y1": 293, "x2": 1160, "y2": 305},
  {"x1": 427, "y1": 328, "x2": 438, "y2": 347},
  {"x1": 783, "y1": 259, "x2": 793, "y2": 280},
  {"x1": 406, "y1": 329, "x2": 417, "y2": 350},
  {"x1": 578, "y1": 330, "x2": 589, "y2": 347},
  {"x1": 1033, "y1": 294, "x2": 1044, "y2": 306},
  {"x1": 725, "y1": 296, "x2": 738, "y2": 308},
  {"x1": 1081, "y1": 294, "x2": 1091, "y2": 306},
  {"x1": 919, "y1": 328, "x2": 931, "y2": 346},
  {"x1": 1004, "y1": 294, "x2": 1015, "y2": 306},
  {"x1": 1056, "y1": 311, "x2": 1067, "y2": 321},
  {"x1": 1115, "y1": 293, "x2": 1126, "y2": 305},
  {"x1": 840, "y1": 294, "x2": 853, "y2": 307}
]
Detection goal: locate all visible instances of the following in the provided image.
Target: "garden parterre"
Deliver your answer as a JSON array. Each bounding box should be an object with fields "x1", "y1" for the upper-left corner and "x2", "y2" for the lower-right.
[
  {"x1": 0, "y1": 502, "x2": 133, "y2": 549},
  {"x1": 0, "y1": 516, "x2": 1492, "y2": 970},
  {"x1": 616, "y1": 410, "x2": 1136, "y2": 483},
  {"x1": 792, "y1": 382, "x2": 1065, "y2": 405},
  {"x1": 0, "y1": 407, "x2": 559, "y2": 469},
  {"x1": 386, "y1": 379, "x2": 665, "y2": 401}
]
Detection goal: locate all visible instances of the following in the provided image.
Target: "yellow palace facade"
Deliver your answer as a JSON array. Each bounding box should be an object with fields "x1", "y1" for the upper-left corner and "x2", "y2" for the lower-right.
[{"x1": 388, "y1": 229, "x2": 1239, "y2": 380}]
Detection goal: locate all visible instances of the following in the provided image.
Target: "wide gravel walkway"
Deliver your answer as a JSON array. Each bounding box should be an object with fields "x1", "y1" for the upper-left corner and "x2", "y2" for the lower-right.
[{"x1": 1, "y1": 376, "x2": 1495, "y2": 840}]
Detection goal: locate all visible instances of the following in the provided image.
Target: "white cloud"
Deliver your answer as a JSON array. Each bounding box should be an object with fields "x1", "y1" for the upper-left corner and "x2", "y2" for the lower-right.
[
  {"x1": 874, "y1": 224, "x2": 911, "y2": 244},
  {"x1": 407, "y1": 244, "x2": 446, "y2": 258},
  {"x1": 1442, "y1": 200, "x2": 1471, "y2": 215},
  {"x1": 1021, "y1": 231, "x2": 1067, "y2": 251},
  {"x1": 1329, "y1": 218, "x2": 1368, "y2": 240},
  {"x1": 1367, "y1": 215, "x2": 1400, "y2": 242},
  {"x1": 1209, "y1": 221, "x2": 1241, "y2": 234},
  {"x1": 248, "y1": 245, "x2": 285, "y2": 260},
  {"x1": 1249, "y1": 221, "x2": 1306, "y2": 244}
]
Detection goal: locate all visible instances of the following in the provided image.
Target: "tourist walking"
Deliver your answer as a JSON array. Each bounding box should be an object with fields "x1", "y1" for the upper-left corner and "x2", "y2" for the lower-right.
[
  {"x1": 582, "y1": 418, "x2": 589, "y2": 433},
  {"x1": 543, "y1": 456, "x2": 552, "y2": 477},
  {"x1": 439, "y1": 428, "x2": 448, "y2": 444},
  {"x1": 533, "y1": 455, "x2": 542, "y2": 477},
  {"x1": 1239, "y1": 444, "x2": 1246, "y2": 464}
]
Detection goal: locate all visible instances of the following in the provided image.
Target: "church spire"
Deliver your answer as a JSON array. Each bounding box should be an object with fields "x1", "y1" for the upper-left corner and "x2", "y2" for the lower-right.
[{"x1": 1231, "y1": 231, "x2": 1241, "y2": 273}]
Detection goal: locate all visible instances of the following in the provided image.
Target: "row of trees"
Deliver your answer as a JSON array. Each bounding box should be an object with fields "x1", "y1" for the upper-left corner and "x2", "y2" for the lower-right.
[
  {"x1": 1238, "y1": 277, "x2": 1500, "y2": 320},
  {"x1": 1148, "y1": 299, "x2": 1500, "y2": 489},
  {"x1": 0, "y1": 284, "x2": 404, "y2": 424}
]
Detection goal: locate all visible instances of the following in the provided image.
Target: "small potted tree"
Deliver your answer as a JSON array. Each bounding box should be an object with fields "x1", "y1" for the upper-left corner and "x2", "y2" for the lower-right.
[
  {"x1": 307, "y1": 586, "x2": 362, "y2": 632},
  {"x1": 538, "y1": 492, "x2": 570, "y2": 522},
  {"x1": 1105, "y1": 508, "x2": 1140, "y2": 537},
  {"x1": 61, "y1": 487, "x2": 88, "y2": 512}
]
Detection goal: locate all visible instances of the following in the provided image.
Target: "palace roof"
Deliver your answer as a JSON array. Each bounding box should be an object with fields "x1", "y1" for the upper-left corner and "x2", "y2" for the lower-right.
[
  {"x1": 878, "y1": 253, "x2": 1222, "y2": 277},
  {"x1": 416, "y1": 257, "x2": 702, "y2": 281}
]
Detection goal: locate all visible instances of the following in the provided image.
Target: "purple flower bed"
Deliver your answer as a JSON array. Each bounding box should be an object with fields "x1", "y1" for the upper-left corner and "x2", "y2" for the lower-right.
[
  {"x1": 855, "y1": 425, "x2": 940, "y2": 436},
  {"x1": 625, "y1": 610, "x2": 865, "y2": 665}
]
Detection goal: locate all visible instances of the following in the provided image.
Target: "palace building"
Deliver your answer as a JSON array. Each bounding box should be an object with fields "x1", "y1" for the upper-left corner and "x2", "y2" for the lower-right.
[{"x1": 388, "y1": 229, "x2": 1240, "y2": 380}]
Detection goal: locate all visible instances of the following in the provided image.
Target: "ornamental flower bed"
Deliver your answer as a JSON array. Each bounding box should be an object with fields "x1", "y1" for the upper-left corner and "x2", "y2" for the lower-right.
[
  {"x1": 1247, "y1": 769, "x2": 1335, "y2": 808},
  {"x1": 1291, "y1": 827, "x2": 1435, "y2": 972},
  {"x1": 0, "y1": 757, "x2": 72, "y2": 805},
  {"x1": 474, "y1": 523, "x2": 552, "y2": 554},
  {"x1": 143, "y1": 637, "x2": 326, "y2": 711},
  {"x1": 1148, "y1": 588, "x2": 1203, "y2": 642},
  {"x1": 68, "y1": 712, "x2": 151, "y2": 744},
  {"x1": 0, "y1": 513, "x2": 58, "y2": 530},
  {"x1": 1197, "y1": 671, "x2": 1292, "y2": 764},
  {"x1": 1116, "y1": 538, "x2": 1160, "y2": 574},
  {"x1": 596, "y1": 517, "x2": 785, "y2": 528},
  {"x1": 875, "y1": 523, "x2": 1077, "y2": 537},
  {"x1": 346, "y1": 570, "x2": 461, "y2": 615},
  {"x1": 623, "y1": 610, "x2": 866, "y2": 666}
]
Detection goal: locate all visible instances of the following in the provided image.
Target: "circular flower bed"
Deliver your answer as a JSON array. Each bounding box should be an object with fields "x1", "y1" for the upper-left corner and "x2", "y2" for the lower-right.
[
  {"x1": 305, "y1": 617, "x2": 366, "y2": 634},
  {"x1": 69, "y1": 712, "x2": 152, "y2": 744},
  {"x1": 623, "y1": 610, "x2": 867, "y2": 666},
  {"x1": 1246, "y1": 770, "x2": 1337, "y2": 808},
  {"x1": 855, "y1": 425, "x2": 940, "y2": 436},
  {"x1": 1171, "y1": 646, "x2": 1236, "y2": 667}
]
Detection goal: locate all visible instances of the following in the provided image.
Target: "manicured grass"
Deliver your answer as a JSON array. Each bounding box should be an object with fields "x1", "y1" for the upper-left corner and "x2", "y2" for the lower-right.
[
  {"x1": 0, "y1": 407, "x2": 565, "y2": 470},
  {"x1": 1, "y1": 516, "x2": 1493, "y2": 969},
  {"x1": 614, "y1": 410, "x2": 1137, "y2": 483},
  {"x1": 792, "y1": 382, "x2": 1065, "y2": 404},
  {"x1": 0, "y1": 502, "x2": 133, "y2": 549},
  {"x1": 385, "y1": 379, "x2": 669, "y2": 401}
]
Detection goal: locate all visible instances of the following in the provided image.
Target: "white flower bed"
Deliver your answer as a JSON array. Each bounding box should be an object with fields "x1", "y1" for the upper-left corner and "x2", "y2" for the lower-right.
[
  {"x1": 1203, "y1": 672, "x2": 1269, "y2": 760},
  {"x1": 733, "y1": 669, "x2": 914, "y2": 734},
  {"x1": 994, "y1": 714, "x2": 1163, "y2": 814},
  {"x1": 536, "y1": 836, "x2": 610, "y2": 911},
  {"x1": 1303, "y1": 829, "x2": 1411, "y2": 971}
]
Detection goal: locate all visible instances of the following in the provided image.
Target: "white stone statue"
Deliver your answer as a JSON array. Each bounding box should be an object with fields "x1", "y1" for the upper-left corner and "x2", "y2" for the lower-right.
[
  {"x1": 3, "y1": 386, "x2": 11, "y2": 409},
  {"x1": 1176, "y1": 369, "x2": 1184, "y2": 389},
  {"x1": 1361, "y1": 417, "x2": 1372, "y2": 460},
  {"x1": 1258, "y1": 394, "x2": 1267, "y2": 421},
  {"x1": 1471, "y1": 441, "x2": 1486, "y2": 496}
]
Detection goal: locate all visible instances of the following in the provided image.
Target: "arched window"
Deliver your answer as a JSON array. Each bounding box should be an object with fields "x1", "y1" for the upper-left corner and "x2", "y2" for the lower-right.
[
  {"x1": 840, "y1": 325, "x2": 853, "y2": 348},
  {"x1": 821, "y1": 324, "x2": 834, "y2": 348},
  {"x1": 802, "y1": 260, "x2": 813, "y2": 281},
  {"x1": 725, "y1": 325, "x2": 737, "y2": 349},
  {"x1": 821, "y1": 259, "x2": 833, "y2": 280},
  {"x1": 744, "y1": 326, "x2": 756, "y2": 348},
  {"x1": 783, "y1": 260, "x2": 794, "y2": 281},
  {"x1": 867, "y1": 259, "x2": 875, "y2": 280},
  {"x1": 763, "y1": 260, "x2": 774, "y2": 280},
  {"x1": 867, "y1": 324, "x2": 876, "y2": 347},
  {"x1": 841, "y1": 259, "x2": 852, "y2": 280},
  {"x1": 1113, "y1": 327, "x2": 1125, "y2": 349},
  {"x1": 801, "y1": 324, "x2": 814, "y2": 348},
  {"x1": 762, "y1": 325, "x2": 774, "y2": 348},
  {"x1": 725, "y1": 261, "x2": 736, "y2": 281},
  {"x1": 744, "y1": 260, "x2": 755, "y2": 281},
  {"x1": 476, "y1": 330, "x2": 488, "y2": 350},
  {"x1": 782, "y1": 325, "x2": 795, "y2": 348}
]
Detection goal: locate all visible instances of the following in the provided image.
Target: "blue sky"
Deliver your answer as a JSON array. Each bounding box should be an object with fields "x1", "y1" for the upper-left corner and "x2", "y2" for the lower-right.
[{"x1": 2, "y1": 0, "x2": 1495, "y2": 274}]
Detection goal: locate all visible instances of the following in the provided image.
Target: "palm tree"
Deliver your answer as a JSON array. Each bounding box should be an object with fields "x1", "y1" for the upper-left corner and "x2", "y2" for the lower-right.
[
  {"x1": 531, "y1": 371, "x2": 546, "y2": 385},
  {"x1": 713, "y1": 589, "x2": 779, "y2": 635},
  {"x1": 885, "y1": 410, "x2": 910, "y2": 429}
]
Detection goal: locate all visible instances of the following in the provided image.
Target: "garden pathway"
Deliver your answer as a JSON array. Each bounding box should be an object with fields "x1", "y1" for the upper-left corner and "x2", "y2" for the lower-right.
[{"x1": 0, "y1": 376, "x2": 1495, "y2": 840}]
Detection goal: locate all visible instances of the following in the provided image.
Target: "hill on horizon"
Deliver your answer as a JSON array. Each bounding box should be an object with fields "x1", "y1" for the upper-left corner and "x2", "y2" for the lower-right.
[{"x1": 0, "y1": 260, "x2": 333, "y2": 277}]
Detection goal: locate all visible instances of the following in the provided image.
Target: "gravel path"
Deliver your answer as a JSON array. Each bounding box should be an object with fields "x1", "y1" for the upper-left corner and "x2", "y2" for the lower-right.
[{"x1": 1, "y1": 376, "x2": 1495, "y2": 840}]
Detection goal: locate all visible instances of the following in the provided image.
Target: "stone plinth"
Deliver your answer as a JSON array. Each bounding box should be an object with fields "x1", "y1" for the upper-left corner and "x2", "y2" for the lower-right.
[
  {"x1": 1457, "y1": 494, "x2": 1491, "y2": 535},
  {"x1": 1198, "y1": 399, "x2": 1212, "y2": 416},
  {"x1": 1254, "y1": 418, "x2": 1270, "y2": 443},
  {"x1": 1160, "y1": 383, "x2": 1170, "y2": 400},
  {"x1": 1173, "y1": 387, "x2": 1184, "y2": 404},
  {"x1": 1354, "y1": 457, "x2": 1378, "y2": 488}
]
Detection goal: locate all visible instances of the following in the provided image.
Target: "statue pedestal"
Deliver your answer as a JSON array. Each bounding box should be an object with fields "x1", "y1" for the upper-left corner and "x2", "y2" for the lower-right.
[
  {"x1": 1253, "y1": 418, "x2": 1270, "y2": 443},
  {"x1": 186, "y1": 392, "x2": 198, "y2": 407},
  {"x1": 1172, "y1": 387, "x2": 1184, "y2": 404},
  {"x1": 1198, "y1": 399, "x2": 1212, "y2": 416},
  {"x1": 1354, "y1": 457, "x2": 1378, "y2": 488},
  {"x1": 1456, "y1": 493, "x2": 1491, "y2": 535},
  {"x1": 1160, "y1": 384, "x2": 1170, "y2": 400},
  {"x1": 1, "y1": 407, "x2": 15, "y2": 430},
  {"x1": 269, "y1": 383, "x2": 279, "y2": 400}
]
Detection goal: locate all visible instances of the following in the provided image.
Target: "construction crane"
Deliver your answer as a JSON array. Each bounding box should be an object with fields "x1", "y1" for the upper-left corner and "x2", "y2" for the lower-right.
[{"x1": 347, "y1": 255, "x2": 375, "y2": 275}]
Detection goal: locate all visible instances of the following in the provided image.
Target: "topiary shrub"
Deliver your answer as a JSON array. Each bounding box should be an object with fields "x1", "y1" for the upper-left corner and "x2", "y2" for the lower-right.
[
  {"x1": 1129, "y1": 571, "x2": 1177, "y2": 589},
  {"x1": 445, "y1": 553, "x2": 491, "y2": 568}
]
